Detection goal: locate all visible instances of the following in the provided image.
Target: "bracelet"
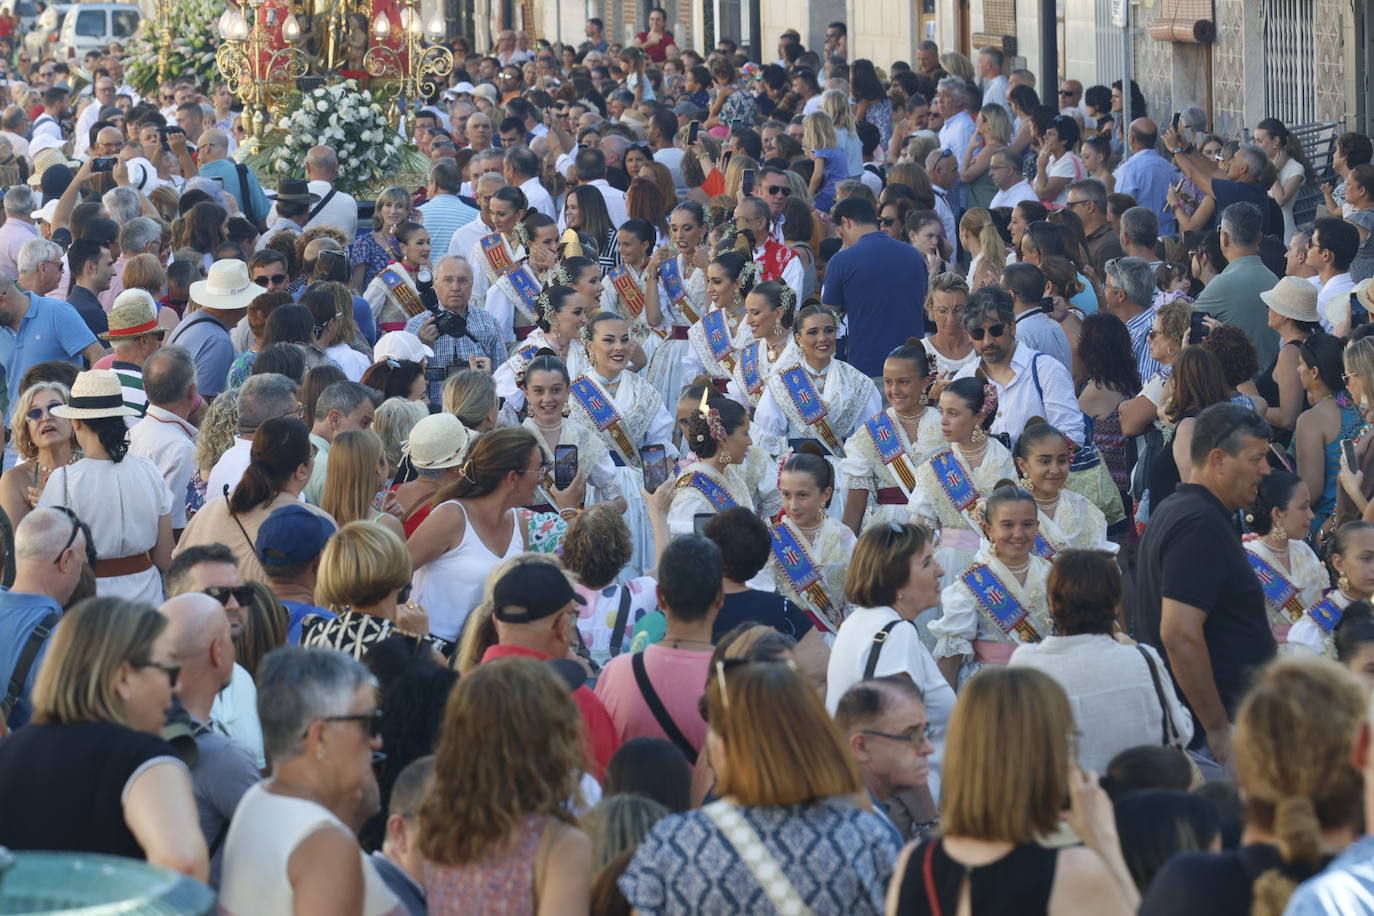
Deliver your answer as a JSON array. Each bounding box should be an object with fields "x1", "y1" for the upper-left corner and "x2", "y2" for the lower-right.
[{"x1": 559, "y1": 507, "x2": 581, "y2": 520}]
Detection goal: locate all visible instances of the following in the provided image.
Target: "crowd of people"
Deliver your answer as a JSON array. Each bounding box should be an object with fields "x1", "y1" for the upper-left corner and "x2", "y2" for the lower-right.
[{"x1": 4, "y1": 11, "x2": 1374, "y2": 916}]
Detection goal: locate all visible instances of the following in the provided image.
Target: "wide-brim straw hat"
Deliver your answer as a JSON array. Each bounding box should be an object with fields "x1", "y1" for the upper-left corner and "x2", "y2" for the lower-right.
[
  {"x1": 190, "y1": 259, "x2": 261, "y2": 312},
  {"x1": 51, "y1": 369, "x2": 137, "y2": 419},
  {"x1": 1259, "y1": 276, "x2": 1320, "y2": 324},
  {"x1": 406, "y1": 413, "x2": 473, "y2": 470},
  {"x1": 100, "y1": 289, "x2": 162, "y2": 341}
]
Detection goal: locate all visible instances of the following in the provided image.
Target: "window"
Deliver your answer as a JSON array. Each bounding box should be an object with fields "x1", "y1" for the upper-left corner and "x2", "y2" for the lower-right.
[
  {"x1": 73, "y1": 9, "x2": 103, "y2": 37},
  {"x1": 111, "y1": 8, "x2": 138, "y2": 37}
]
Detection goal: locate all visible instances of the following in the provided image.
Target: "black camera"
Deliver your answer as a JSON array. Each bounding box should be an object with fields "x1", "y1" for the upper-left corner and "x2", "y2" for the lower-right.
[{"x1": 415, "y1": 267, "x2": 471, "y2": 340}]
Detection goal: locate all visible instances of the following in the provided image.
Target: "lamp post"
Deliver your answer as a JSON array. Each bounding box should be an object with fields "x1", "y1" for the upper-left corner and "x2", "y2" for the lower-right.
[
  {"x1": 215, "y1": 0, "x2": 310, "y2": 149},
  {"x1": 363, "y1": 0, "x2": 452, "y2": 134}
]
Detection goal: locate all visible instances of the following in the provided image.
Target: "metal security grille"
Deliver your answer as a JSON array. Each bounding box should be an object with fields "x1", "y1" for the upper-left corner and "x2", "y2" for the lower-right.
[
  {"x1": 983, "y1": 0, "x2": 1015, "y2": 37},
  {"x1": 1094, "y1": 0, "x2": 1125, "y2": 85},
  {"x1": 1263, "y1": 0, "x2": 1315, "y2": 126}
]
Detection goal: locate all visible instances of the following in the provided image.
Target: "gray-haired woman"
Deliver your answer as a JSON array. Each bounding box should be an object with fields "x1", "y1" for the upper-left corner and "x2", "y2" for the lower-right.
[{"x1": 218, "y1": 646, "x2": 402, "y2": 915}]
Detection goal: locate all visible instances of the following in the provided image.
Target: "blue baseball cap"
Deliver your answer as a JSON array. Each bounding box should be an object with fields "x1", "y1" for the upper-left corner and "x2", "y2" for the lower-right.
[{"x1": 256, "y1": 504, "x2": 336, "y2": 569}]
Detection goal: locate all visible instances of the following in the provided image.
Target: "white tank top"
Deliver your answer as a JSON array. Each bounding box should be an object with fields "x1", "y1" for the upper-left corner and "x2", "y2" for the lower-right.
[
  {"x1": 412, "y1": 501, "x2": 523, "y2": 642},
  {"x1": 218, "y1": 783, "x2": 403, "y2": 916}
]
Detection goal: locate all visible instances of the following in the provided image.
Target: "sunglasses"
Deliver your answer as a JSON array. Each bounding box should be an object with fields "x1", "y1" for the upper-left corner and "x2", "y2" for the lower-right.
[
  {"x1": 50, "y1": 506, "x2": 97, "y2": 569},
  {"x1": 131, "y1": 659, "x2": 181, "y2": 687},
  {"x1": 879, "y1": 216, "x2": 899, "y2": 227},
  {"x1": 204, "y1": 585, "x2": 256, "y2": 607},
  {"x1": 308, "y1": 708, "x2": 385, "y2": 739},
  {"x1": 1058, "y1": 89, "x2": 1074, "y2": 96},
  {"x1": 26, "y1": 399, "x2": 63, "y2": 422},
  {"x1": 969, "y1": 324, "x2": 1007, "y2": 340},
  {"x1": 765, "y1": 185, "x2": 791, "y2": 196},
  {"x1": 253, "y1": 273, "x2": 288, "y2": 287}
]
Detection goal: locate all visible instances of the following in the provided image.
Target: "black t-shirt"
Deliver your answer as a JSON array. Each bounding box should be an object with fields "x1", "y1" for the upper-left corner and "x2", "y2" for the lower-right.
[
  {"x1": 1209, "y1": 179, "x2": 1285, "y2": 237},
  {"x1": 1139, "y1": 845, "x2": 1299, "y2": 915},
  {"x1": 1133, "y1": 484, "x2": 1276, "y2": 722},
  {"x1": 713, "y1": 588, "x2": 815, "y2": 642},
  {"x1": 0, "y1": 719, "x2": 180, "y2": 859}
]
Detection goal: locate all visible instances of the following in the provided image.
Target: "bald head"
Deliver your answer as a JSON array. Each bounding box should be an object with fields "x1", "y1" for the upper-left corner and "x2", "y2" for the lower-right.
[
  {"x1": 467, "y1": 112, "x2": 491, "y2": 131},
  {"x1": 160, "y1": 592, "x2": 230, "y2": 658},
  {"x1": 94, "y1": 125, "x2": 124, "y2": 156},
  {"x1": 1129, "y1": 118, "x2": 1158, "y2": 153},
  {"x1": 199, "y1": 128, "x2": 229, "y2": 158},
  {"x1": 305, "y1": 145, "x2": 338, "y2": 180}
]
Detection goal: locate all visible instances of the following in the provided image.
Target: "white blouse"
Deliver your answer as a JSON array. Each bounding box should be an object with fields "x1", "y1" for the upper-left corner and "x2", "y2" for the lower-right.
[
  {"x1": 840, "y1": 406, "x2": 946, "y2": 531},
  {"x1": 1037, "y1": 488, "x2": 1115, "y2": 555},
  {"x1": 753, "y1": 358, "x2": 881, "y2": 457},
  {"x1": 1244, "y1": 536, "x2": 1328, "y2": 632},
  {"x1": 931, "y1": 550, "x2": 1053, "y2": 659},
  {"x1": 667, "y1": 448, "x2": 780, "y2": 537}
]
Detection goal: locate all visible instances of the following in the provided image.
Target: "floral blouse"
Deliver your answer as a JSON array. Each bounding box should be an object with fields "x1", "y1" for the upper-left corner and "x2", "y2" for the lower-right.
[
  {"x1": 349, "y1": 232, "x2": 397, "y2": 290},
  {"x1": 719, "y1": 86, "x2": 757, "y2": 130}
]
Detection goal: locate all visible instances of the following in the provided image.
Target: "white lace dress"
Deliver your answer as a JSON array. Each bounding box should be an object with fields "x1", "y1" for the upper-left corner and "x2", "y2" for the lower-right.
[
  {"x1": 644, "y1": 253, "x2": 707, "y2": 409},
  {"x1": 932, "y1": 547, "x2": 1054, "y2": 686},
  {"x1": 840, "y1": 406, "x2": 946, "y2": 533}
]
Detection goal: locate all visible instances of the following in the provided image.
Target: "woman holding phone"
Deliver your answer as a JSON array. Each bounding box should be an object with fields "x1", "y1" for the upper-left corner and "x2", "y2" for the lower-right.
[
  {"x1": 668, "y1": 390, "x2": 779, "y2": 537},
  {"x1": 519, "y1": 353, "x2": 623, "y2": 514}
]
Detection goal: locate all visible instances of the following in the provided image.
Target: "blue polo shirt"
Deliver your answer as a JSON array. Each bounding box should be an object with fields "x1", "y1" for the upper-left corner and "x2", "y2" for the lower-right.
[
  {"x1": 200, "y1": 158, "x2": 271, "y2": 227},
  {"x1": 283, "y1": 600, "x2": 336, "y2": 644},
  {"x1": 0, "y1": 590, "x2": 63, "y2": 730},
  {"x1": 821, "y1": 229, "x2": 929, "y2": 377},
  {"x1": 0, "y1": 292, "x2": 97, "y2": 422}
]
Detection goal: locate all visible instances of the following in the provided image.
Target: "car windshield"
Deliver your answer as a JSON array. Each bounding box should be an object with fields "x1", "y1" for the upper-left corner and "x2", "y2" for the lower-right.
[{"x1": 73, "y1": 8, "x2": 102, "y2": 35}]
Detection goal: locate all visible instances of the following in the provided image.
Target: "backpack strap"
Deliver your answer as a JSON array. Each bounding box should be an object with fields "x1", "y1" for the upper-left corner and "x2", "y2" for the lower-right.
[
  {"x1": 864, "y1": 620, "x2": 909, "y2": 679},
  {"x1": 1, "y1": 611, "x2": 59, "y2": 725},
  {"x1": 630, "y1": 651, "x2": 698, "y2": 764},
  {"x1": 608, "y1": 586, "x2": 634, "y2": 658},
  {"x1": 307, "y1": 187, "x2": 339, "y2": 224}
]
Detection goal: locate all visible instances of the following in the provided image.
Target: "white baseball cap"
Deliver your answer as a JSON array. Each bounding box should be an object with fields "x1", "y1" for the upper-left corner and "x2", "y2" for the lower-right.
[{"x1": 372, "y1": 330, "x2": 434, "y2": 364}]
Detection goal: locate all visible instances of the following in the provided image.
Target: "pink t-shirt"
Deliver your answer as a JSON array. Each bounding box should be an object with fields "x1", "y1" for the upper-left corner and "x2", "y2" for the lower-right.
[
  {"x1": 93, "y1": 353, "x2": 116, "y2": 369},
  {"x1": 594, "y1": 644, "x2": 712, "y2": 752}
]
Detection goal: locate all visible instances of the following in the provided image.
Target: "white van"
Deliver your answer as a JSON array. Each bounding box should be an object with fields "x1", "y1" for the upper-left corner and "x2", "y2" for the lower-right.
[{"x1": 57, "y1": 2, "x2": 140, "y2": 57}]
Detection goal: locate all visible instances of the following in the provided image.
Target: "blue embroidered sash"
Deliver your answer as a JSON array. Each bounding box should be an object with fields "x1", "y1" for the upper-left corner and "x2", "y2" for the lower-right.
[
  {"x1": 769, "y1": 521, "x2": 839, "y2": 632},
  {"x1": 962, "y1": 564, "x2": 1041, "y2": 644},
  {"x1": 739, "y1": 341, "x2": 764, "y2": 395},
  {"x1": 701, "y1": 310, "x2": 736, "y2": 369},
  {"x1": 930, "y1": 450, "x2": 979, "y2": 512},
  {"x1": 1307, "y1": 596, "x2": 1343, "y2": 634},
  {"x1": 570, "y1": 377, "x2": 637, "y2": 465},
  {"x1": 502, "y1": 266, "x2": 543, "y2": 327},
  {"x1": 379, "y1": 266, "x2": 425, "y2": 318},
  {"x1": 864, "y1": 412, "x2": 917, "y2": 491},
  {"x1": 1031, "y1": 533, "x2": 1055, "y2": 560},
  {"x1": 659, "y1": 257, "x2": 700, "y2": 323},
  {"x1": 778, "y1": 365, "x2": 842, "y2": 455},
  {"x1": 1247, "y1": 551, "x2": 1305, "y2": 623},
  {"x1": 677, "y1": 471, "x2": 738, "y2": 511}
]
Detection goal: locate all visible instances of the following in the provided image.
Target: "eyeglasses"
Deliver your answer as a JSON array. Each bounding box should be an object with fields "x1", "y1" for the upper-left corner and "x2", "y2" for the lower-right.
[
  {"x1": 932, "y1": 306, "x2": 964, "y2": 317},
  {"x1": 253, "y1": 273, "x2": 287, "y2": 287},
  {"x1": 515, "y1": 461, "x2": 554, "y2": 476},
  {"x1": 1058, "y1": 89, "x2": 1074, "y2": 97},
  {"x1": 1344, "y1": 371, "x2": 1362, "y2": 381},
  {"x1": 305, "y1": 708, "x2": 385, "y2": 739},
  {"x1": 131, "y1": 659, "x2": 181, "y2": 687},
  {"x1": 50, "y1": 506, "x2": 97, "y2": 569},
  {"x1": 861, "y1": 725, "x2": 936, "y2": 744},
  {"x1": 765, "y1": 185, "x2": 791, "y2": 196},
  {"x1": 1064, "y1": 199, "x2": 1092, "y2": 210},
  {"x1": 25, "y1": 400, "x2": 63, "y2": 422},
  {"x1": 968, "y1": 324, "x2": 1006, "y2": 340},
  {"x1": 203, "y1": 585, "x2": 255, "y2": 607},
  {"x1": 879, "y1": 217, "x2": 899, "y2": 227}
]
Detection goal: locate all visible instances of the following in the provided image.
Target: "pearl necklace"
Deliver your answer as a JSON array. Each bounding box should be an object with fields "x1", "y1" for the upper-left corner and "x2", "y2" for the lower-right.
[
  {"x1": 36, "y1": 453, "x2": 79, "y2": 476},
  {"x1": 1002, "y1": 557, "x2": 1031, "y2": 576},
  {"x1": 1265, "y1": 535, "x2": 1290, "y2": 557},
  {"x1": 531, "y1": 418, "x2": 562, "y2": 432},
  {"x1": 1033, "y1": 492, "x2": 1060, "y2": 513},
  {"x1": 957, "y1": 440, "x2": 988, "y2": 462},
  {"x1": 793, "y1": 518, "x2": 824, "y2": 534},
  {"x1": 894, "y1": 407, "x2": 924, "y2": 422}
]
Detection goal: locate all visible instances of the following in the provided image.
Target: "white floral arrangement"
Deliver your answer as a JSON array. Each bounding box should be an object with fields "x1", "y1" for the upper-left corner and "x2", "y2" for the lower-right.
[
  {"x1": 243, "y1": 79, "x2": 418, "y2": 196},
  {"x1": 125, "y1": 0, "x2": 221, "y2": 94}
]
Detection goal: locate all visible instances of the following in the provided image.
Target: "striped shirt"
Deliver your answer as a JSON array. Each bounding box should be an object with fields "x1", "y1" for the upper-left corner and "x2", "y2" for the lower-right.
[
  {"x1": 404, "y1": 304, "x2": 506, "y2": 403},
  {"x1": 417, "y1": 193, "x2": 479, "y2": 262},
  {"x1": 1125, "y1": 304, "x2": 1160, "y2": 388},
  {"x1": 111, "y1": 360, "x2": 148, "y2": 426}
]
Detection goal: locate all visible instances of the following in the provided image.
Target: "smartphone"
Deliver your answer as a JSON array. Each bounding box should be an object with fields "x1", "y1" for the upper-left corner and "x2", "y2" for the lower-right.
[
  {"x1": 1187, "y1": 310, "x2": 1211, "y2": 344},
  {"x1": 722, "y1": 149, "x2": 733, "y2": 167},
  {"x1": 1344, "y1": 439, "x2": 1360, "y2": 473},
  {"x1": 693, "y1": 513, "x2": 713, "y2": 536},
  {"x1": 688, "y1": 120, "x2": 700, "y2": 144},
  {"x1": 742, "y1": 168, "x2": 755, "y2": 195},
  {"x1": 1172, "y1": 111, "x2": 1181, "y2": 131},
  {"x1": 90, "y1": 156, "x2": 116, "y2": 173},
  {"x1": 554, "y1": 444, "x2": 578, "y2": 490},
  {"x1": 640, "y1": 444, "x2": 669, "y2": 493}
]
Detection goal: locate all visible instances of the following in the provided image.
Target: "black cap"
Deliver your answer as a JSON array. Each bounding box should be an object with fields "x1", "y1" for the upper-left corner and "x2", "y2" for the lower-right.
[{"x1": 492, "y1": 564, "x2": 584, "y2": 623}]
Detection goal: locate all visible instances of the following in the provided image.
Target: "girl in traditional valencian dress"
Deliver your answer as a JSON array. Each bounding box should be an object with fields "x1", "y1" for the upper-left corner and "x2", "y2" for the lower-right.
[
  {"x1": 931, "y1": 484, "x2": 1054, "y2": 688},
  {"x1": 1289, "y1": 521, "x2": 1374, "y2": 657},
  {"x1": 1243, "y1": 471, "x2": 1325, "y2": 642},
  {"x1": 728, "y1": 280, "x2": 800, "y2": 409},
  {"x1": 754, "y1": 304, "x2": 881, "y2": 518},
  {"x1": 683, "y1": 249, "x2": 758, "y2": 393},
  {"x1": 466, "y1": 185, "x2": 531, "y2": 311},
  {"x1": 483, "y1": 213, "x2": 561, "y2": 345},
  {"x1": 841, "y1": 341, "x2": 946, "y2": 535},
  {"x1": 363, "y1": 221, "x2": 430, "y2": 333},
  {"x1": 600, "y1": 219, "x2": 663, "y2": 364},
  {"x1": 668, "y1": 392, "x2": 779, "y2": 536},
  {"x1": 770, "y1": 448, "x2": 857, "y2": 638},
  {"x1": 568, "y1": 312, "x2": 678, "y2": 579},
  {"x1": 493, "y1": 285, "x2": 591, "y2": 415},
  {"x1": 1014, "y1": 423, "x2": 1114, "y2": 558},
  {"x1": 519, "y1": 353, "x2": 623, "y2": 514},
  {"x1": 644, "y1": 201, "x2": 712, "y2": 408},
  {"x1": 908, "y1": 377, "x2": 1016, "y2": 579}
]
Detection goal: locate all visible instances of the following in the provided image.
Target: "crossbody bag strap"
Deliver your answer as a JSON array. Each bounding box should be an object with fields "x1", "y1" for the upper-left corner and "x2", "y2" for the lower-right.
[
  {"x1": 702, "y1": 800, "x2": 813, "y2": 916},
  {"x1": 234, "y1": 162, "x2": 258, "y2": 225},
  {"x1": 306, "y1": 187, "x2": 338, "y2": 224},
  {"x1": 864, "y1": 620, "x2": 907, "y2": 679},
  {"x1": 630, "y1": 651, "x2": 698, "y2": 764},
  {"x1": 1, "y1": 611, "x2": 59, "y2": 724},
  {"x1": 1134, "y1": 644, "x2": 1178, "y2": 746},
  {"x1": 608, "y1": 586, "x2": 633, "y2": 658}
]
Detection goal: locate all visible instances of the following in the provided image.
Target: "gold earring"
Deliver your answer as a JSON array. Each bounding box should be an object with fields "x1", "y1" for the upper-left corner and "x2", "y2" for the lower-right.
[
  {"x1": 1018, "y1": 476, "x2": 1033, "y2": 492},
  {"x1": 972, "y1": 427, "x2": 987, "y2": 442},
  {"x1": 1272, "y1": 521, "x2": 1288, "y2": 543},
  {"x1": 1340, "y1": 571, "x2": 1352, "y2": 594},
  {"x1": 719, "y1": 448, "x2": 733, "y2": 465},
  {"x1": 918, "y1": 388, "x2": 929, "y2": 407}
]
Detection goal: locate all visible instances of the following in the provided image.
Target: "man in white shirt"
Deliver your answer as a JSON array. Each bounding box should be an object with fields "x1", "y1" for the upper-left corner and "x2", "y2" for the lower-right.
[
  {"x1": 206, "y1": 374, "x2": 301, "y2": 502},
  {"x1": 0, "y1": 187, "x2": 38, "y2": 281},
  {"x1": 129, "y1": 347, "x2": 200, "y2": 534},
  {"x1": 988, "y1": 148, "x2": 1038, "y2": 209},
  {"x1": 1311, "y1": 217, "x2": 1361, "y2": 335},
  {"x1": 925, "y1": 148, "x2": 960, "y2": 255},
  {"x1": 954, "y1": 285, "x2": 1084, "y2": 447},
  {"x1": 30, "y1": 87, "x2": 68, "y2": 145},
  {"x1": 647, "y1": 108, "x2": 686, "y2": 193},
  {"x1": 560, "y1": 148, "x2": 627, "y2": 231},
  {"x1": 935, "y1": 77, "x2": 976, "y2": 163},
  {"x1": 977, "y1": 47, "x2": 1009, "y2": 113},
  {"x1": 266, "y1": 145, "x2": 358, "y2": 240},
  {"x1": 503, "y1": 146, "x2": 554, "y2": 220},
  {"x1": 447, "y1": 171, "x2": 505, "y2": 263},
  {"x1": 72, "y1": 77, "x2": 116, "y2": 158}
]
